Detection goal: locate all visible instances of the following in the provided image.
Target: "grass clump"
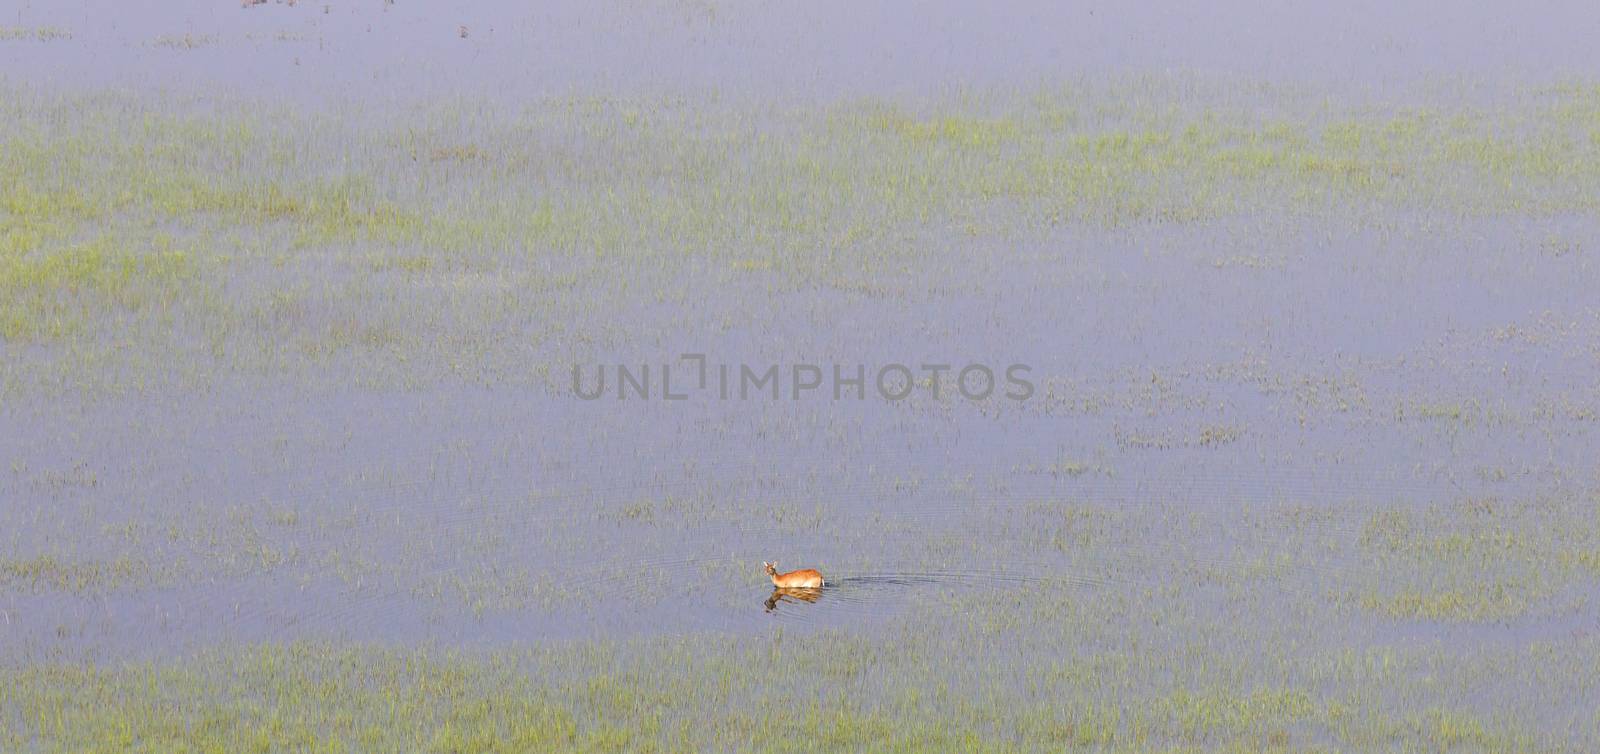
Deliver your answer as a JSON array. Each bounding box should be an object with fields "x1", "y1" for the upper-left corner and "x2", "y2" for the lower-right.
[{"x1": 0, "y1": 26, "x2": 71, "y2": 42}]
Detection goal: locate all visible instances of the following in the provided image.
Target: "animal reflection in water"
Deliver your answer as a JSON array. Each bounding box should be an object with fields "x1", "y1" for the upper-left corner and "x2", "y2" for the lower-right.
[{"x1": 765, "y1": 587, "x2": 823, "y2": 613}]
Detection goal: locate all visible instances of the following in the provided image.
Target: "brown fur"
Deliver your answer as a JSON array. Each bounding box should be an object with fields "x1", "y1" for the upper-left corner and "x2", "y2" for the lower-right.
[{"x1": 762, "y1": 561, "x2": 825, "y2": 588}]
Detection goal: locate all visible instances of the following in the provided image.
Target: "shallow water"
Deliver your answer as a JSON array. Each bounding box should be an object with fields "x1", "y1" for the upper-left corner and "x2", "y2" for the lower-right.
[
  {"x1": 4, "y1": 3, "x2": 1600, "y2": 750},
  {"x1": 7, "y1": 0, "x2": 1600, "y2": 100}
]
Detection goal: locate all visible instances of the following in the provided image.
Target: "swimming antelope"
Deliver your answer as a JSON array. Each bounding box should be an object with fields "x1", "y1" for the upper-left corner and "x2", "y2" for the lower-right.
[{"x1": 763, "y1": 561, "x2": 824, "y2": 588}]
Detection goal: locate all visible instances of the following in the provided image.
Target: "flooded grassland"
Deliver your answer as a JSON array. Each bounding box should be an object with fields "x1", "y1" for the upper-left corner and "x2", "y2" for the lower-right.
[{"x1": 2, "y1": 78, "x2": 1600, "y2": 751}]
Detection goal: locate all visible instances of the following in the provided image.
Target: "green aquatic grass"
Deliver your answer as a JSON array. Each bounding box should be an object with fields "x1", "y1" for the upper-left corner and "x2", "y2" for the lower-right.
[
  {"x1": 148, "y1": 33, "x2": 217, "y2": 51},
  {"x1": 3, "y1": 80, "x2": 1599, "y2": 397},
  {"x1": 0, "y1": 554, "x2": 150, "y2": 594},
  {"x1": 0, "y1": 26, "x2": 72, "y2": 42},
  {"x1": 0, "y1": 624, "x2": 1576, "y2": 753},
  {"x1": 0, "y1": 232, "x2": 196, "y2": 342}
]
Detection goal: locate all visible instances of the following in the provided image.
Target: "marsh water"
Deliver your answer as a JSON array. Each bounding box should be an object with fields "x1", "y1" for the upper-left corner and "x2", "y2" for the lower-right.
[
  {"x1": 4, "y1": 2, "x2": 1600, "y2": 750},
  {"x1": 7, "y1": 210, "x2": 1597, "y2": 648}
]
